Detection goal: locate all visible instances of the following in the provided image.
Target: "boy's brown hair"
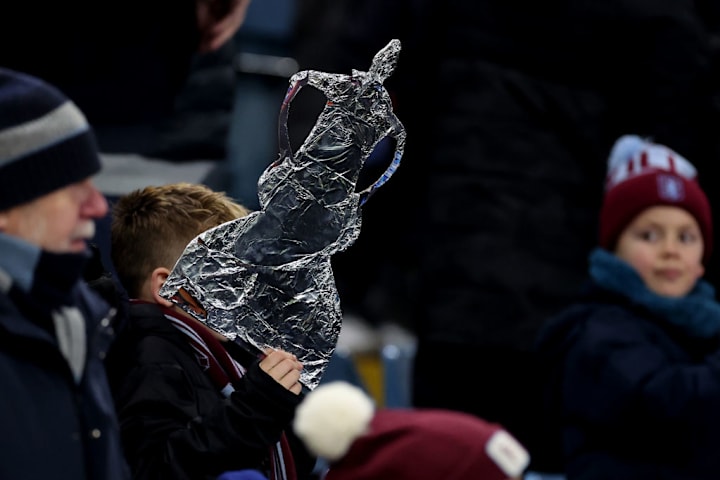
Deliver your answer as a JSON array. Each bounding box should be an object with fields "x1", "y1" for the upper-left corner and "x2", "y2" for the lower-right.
[{"x1": 110, "y1": 182, "x2": 250, "y2": 297}]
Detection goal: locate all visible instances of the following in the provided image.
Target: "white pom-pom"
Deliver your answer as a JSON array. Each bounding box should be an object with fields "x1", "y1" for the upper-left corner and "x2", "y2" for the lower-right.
[
  {"x1": 293, "y1": 381, "x2": 375, "y2": 461},
  {"x1": 605, "y1": 134, "x2": 697, "y2": 187},
  {"x1": 607, "y1": 134, "x2": 646, "y2": 171}
]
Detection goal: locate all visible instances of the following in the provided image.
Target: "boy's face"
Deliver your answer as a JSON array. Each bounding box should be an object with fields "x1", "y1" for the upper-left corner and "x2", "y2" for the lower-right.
[{"x1": 614, "y1": 206, "x2": 704, "y2": 298}]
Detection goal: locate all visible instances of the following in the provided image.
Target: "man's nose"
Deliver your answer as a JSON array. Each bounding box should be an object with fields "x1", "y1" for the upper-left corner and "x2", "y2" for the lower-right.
[{"x1": 82, "y1": 180, "x2": 109, "y2": 218}]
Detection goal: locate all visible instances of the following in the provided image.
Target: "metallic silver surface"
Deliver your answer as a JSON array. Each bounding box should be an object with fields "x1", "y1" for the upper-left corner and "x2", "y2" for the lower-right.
[{"x1": 160, "y1": 39, "x2": 406, "y2": 389}]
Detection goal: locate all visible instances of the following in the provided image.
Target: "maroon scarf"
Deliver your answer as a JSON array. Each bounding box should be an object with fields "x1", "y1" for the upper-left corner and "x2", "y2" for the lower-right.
[{"x1": 133, "y1": 300, "x2": 297, "y2": 480}]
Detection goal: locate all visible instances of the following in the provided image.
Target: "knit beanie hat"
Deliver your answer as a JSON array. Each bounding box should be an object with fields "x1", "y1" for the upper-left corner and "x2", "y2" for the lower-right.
[
  {"x1": 0, "y1": 68, "x2": 102, "y2": 211},
  {"x1": 599, "y1": 135, "x2": 713, "y2": 262},
  {"x1": 293, "y1": 382, "x2": 530, "y2": 480}
]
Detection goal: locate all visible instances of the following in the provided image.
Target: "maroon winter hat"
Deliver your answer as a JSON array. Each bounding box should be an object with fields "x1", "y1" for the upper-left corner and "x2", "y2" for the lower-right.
[
  {"x1": 293, "y1": 381, "x2": 530, "y2": 480},
  {"x1": 599, "y1": 135, "x2": 713, "y2": 262}
]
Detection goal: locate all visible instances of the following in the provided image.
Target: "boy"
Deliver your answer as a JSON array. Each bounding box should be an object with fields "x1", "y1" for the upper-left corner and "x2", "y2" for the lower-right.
[
  {"x1": 535, "y1": 135, "x2": 720, "y2": 479},
  {"x1": 106, "y1": 182, "x2": 316, "y2": 480}
]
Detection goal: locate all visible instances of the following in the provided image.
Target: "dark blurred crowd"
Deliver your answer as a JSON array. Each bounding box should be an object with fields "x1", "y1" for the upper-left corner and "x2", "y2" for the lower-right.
[{"x1": 2, "y1": 0, "x2": 720, "y2": 478}]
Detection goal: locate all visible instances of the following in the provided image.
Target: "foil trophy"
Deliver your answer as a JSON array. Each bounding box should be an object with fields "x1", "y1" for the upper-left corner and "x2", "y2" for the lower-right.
[{"x1": 159, "y1": 39, "x2": 406, "y2": 389}]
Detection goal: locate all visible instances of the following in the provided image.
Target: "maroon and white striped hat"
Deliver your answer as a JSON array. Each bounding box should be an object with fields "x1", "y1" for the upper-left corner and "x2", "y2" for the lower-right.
[{"x1": 599, "y1": 135, "x2": 712, "y2": 262}]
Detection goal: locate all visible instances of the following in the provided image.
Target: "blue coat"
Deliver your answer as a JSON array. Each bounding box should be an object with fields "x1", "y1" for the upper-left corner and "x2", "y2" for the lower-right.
[
  {"x1": 0, "y1": 281, "x2": 130, "y2": 480},
  {"x1": 536, "y1": 286, "x2": 720, "y2": 479}
]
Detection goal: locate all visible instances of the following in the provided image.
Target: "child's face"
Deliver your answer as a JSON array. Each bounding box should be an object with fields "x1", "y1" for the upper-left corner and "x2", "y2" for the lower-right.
[{"x1": 614, "y1": 206, "x2": 704, "y2": 298}]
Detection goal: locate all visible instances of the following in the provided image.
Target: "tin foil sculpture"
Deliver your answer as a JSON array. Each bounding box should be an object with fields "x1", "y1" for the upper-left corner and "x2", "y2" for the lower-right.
[{"x1": 159, "y1": 39, "x2": 406, "y2": 389}]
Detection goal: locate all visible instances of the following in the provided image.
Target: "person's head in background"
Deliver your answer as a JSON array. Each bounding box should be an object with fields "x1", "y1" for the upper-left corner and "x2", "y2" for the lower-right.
[
  {"x1": 293, "y1": 381, "x2": 530, "y2": 480},
  {"x1": 0, "y1": 68, "x2": 107, "y2": 253},
  {"x1": 110, "y1": 182, "x2": 250, "y2": 304},
  {"x1": 598, "y1": 135, "x2": 712, "y2": 298}
]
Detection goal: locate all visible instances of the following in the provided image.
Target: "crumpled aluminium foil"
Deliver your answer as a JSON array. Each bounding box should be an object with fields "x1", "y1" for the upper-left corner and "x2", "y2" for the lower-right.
[{"x1": 160, "y1": 39, "x2": 406, "y2": 389}]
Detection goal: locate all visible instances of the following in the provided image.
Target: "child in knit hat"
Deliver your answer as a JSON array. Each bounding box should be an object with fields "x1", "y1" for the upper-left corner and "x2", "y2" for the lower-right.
[
  {"x1": 293, "y1": 381, "x2": 530, "y2": 479},
  {"x1": 535, "y1": 135, "x2": 720, "y2": 478}
]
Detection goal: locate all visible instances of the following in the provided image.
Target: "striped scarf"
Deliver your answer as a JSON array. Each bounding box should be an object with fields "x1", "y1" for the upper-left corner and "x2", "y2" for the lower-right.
[{"x1": 141, "y1": 301, "x2": 297, "y2": 480}]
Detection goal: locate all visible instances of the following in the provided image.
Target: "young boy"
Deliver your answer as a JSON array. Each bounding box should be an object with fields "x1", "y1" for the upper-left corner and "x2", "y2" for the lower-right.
[
  {"x1": 105, "y1": 182, "x2": 317, "y2": 480},
  {"x1": 535, "y1": 135, "x2": 720, "y2": 479}
]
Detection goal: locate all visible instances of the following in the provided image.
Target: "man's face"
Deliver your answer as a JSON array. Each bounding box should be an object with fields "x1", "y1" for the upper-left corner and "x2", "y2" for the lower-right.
[{"x1": 0, "y1": 179, "x2": 107, "y2": 253}]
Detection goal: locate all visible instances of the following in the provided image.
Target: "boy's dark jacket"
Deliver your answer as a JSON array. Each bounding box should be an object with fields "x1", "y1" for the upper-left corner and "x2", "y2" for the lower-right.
[
  {"x1": 535, "y1": 278, "x2": 720, "y2": 479},
  {"x1": 104, "y1": 302, "x2": 316, "y2": 480}
]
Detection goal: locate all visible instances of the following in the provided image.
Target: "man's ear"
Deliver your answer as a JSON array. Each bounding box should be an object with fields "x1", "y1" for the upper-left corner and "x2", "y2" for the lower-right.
[{"x1": 150, "y1": 267, "x2": 174, "y2": 307}]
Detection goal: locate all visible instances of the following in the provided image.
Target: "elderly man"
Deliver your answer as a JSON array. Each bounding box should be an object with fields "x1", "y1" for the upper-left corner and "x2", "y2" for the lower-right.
[{"x1": 0, "y1": 68, "x2": 129, "y2": 480}]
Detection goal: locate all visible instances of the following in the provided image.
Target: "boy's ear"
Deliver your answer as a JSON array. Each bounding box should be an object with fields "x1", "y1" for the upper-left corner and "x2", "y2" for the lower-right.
[{"x1": 150, "y1": 267, "x2": 174, "y2": 307}]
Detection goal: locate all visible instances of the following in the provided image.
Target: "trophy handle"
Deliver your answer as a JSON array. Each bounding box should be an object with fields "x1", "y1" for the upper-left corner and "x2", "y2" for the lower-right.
[
  {"x1": 276, "y1": 73, "x2": 309, "y2": 162},
  {"x1": 358, "y1": 128, "x2": 406, "y2": 206}
]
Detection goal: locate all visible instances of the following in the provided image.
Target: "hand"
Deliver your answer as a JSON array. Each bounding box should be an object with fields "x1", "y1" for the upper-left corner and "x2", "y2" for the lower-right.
[
  {"x1": 196, "y1": 0, "x2": 251, "y2": 53},
  {"x1": 259, "y1": 348, "x2": 303, "y2": 395}
]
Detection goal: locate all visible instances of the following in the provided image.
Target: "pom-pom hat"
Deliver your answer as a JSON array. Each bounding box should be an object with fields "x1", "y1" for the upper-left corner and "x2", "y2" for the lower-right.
[
  {"x1": 0, "y1": 68, "x2": 102, "y2": 211},
  {"x1": 293, "y1": 381, "x2": 530, "y2": 480},
  {"x1": 599, "y1": 135, "x2": 713, "y2": 262}
]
